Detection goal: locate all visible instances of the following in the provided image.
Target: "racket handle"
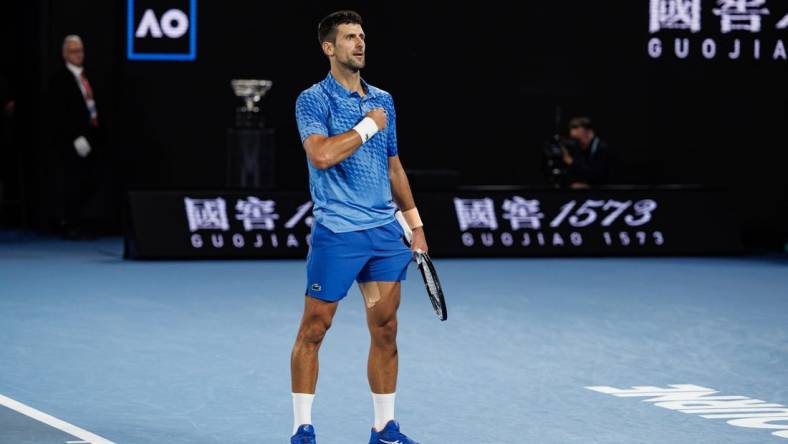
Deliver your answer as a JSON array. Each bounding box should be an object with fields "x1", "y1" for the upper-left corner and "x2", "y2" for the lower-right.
[{"x1": 395, "y1": 210, "x2": 413, "y2": 244}]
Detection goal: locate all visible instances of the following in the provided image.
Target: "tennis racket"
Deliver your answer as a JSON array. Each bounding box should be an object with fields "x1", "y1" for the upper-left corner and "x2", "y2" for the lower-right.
[{"x1": 395, "y1": 210, "x2": 448, "y2": 321}]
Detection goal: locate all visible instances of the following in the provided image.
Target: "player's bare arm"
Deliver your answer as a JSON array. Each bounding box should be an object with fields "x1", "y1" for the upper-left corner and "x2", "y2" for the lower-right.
[
  {"x1": 388, "y1": 155, "x2": 428, "y2": 254},
  {"x1": 303, "y1": 109, "x2": 387, "y2": 170}
]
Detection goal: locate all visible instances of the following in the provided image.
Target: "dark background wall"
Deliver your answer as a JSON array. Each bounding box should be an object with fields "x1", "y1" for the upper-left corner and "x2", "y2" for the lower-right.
[{"x1": 1, "y1": 0, "x2": 786, "y2": 247}]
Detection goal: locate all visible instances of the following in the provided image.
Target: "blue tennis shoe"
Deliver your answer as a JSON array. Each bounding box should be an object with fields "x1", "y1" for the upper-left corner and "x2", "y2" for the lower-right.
[
  {"x1": 291, "y1": 424, "x2": 316, "y2": 444},
  {"x1": 368, "y1": 420, "x2": 419, "y2": 444}
]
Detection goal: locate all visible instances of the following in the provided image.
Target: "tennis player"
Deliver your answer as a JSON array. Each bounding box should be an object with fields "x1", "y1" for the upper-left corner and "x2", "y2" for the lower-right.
[{"x1": 290, "y1": 10, "x2": 427, "y2": 444}]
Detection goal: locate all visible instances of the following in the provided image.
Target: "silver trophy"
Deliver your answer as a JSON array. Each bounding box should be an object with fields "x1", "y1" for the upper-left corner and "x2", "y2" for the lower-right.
[{"x1": 231, "y1": 79, "x2": 273, "y2": 127}]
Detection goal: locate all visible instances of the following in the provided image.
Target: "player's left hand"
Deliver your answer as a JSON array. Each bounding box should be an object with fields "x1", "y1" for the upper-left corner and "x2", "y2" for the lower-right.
[{"x1": 411, "y1": 227, "x2": 428, "y2": 255}]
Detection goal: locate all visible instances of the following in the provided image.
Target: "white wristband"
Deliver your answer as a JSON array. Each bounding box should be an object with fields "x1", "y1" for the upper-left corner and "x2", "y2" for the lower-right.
[
  {"x1": 403, "y1": 207, "x2": 424, "y2": 230},
  {"x1": 352, "y1": 117, "x2": 379, "y2": 143}
]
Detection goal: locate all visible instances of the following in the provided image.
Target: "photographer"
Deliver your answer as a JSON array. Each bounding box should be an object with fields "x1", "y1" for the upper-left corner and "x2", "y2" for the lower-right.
[{"x1": 560, "y1": 117, "x2": 611, "y2": 189}]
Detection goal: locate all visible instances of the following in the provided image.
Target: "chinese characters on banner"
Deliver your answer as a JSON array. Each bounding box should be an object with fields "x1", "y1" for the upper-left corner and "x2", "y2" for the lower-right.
[
  {"x1": 182, "y1": 195, "x2": 666, "y2": 252},
  {"x1": 453, "y1": 197, "x2": 664, "y2": 248},
  {"x1": 124, "y1": 190, "x2": 742, "y2": 257},
  {"x1": 184, "y1": 197, "x2": 312, "y2": 249},
  {"x1": 647, "y1": 0, "x2": 787, "y2": 61}
]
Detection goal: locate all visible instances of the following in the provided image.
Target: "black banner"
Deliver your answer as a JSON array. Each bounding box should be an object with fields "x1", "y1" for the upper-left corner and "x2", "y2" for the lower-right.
[{"x1": 125, "y1": 188, "x2": 742, "y2": 259}]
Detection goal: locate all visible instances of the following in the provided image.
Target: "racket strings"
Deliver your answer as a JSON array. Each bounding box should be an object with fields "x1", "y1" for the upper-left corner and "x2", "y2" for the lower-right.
[
  {"x1": 420, "y1": 262, "x2": 443, "y2": 317},
  {"x1": 415, "y1": 252, "x2": 447, "y2": 321},
  {"x1": 422, "y1": 265, "x2": 439, "y2": 295}
]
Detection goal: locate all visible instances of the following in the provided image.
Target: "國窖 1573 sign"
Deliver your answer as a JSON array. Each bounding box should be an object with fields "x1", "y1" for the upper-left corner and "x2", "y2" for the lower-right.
[
  {"x1": 127, "y1": 0, "x2": 197, "y2": 61},
  {"x1": 647, "y1": 0, "x2": 786, "y2": 61},
  {"x1": 125, "y1": 189, "x2": 741, "y2": 259}
]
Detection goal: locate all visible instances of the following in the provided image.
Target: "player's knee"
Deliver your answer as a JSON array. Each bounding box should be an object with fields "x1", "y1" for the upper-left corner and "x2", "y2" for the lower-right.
[
  {"x1": 299, "y1": 316, "x2": 332, "y2": 345},
  {"x1": 370, "y1": 316, "x2": 397, "y2": 345}
]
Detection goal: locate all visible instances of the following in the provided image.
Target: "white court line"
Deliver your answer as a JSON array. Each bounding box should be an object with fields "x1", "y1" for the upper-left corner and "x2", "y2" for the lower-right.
[{"x1": 0, "y1": 394, "x2": 115, "y2": 444}]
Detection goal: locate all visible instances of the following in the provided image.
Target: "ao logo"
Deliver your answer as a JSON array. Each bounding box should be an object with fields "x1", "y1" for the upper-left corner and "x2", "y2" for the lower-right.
[
  {"x1": 135, "y1": 9, "x2": 189, "y2": 39},
  {"x1": 127, "y1": 0, "x2": 197, "y2": 61}
]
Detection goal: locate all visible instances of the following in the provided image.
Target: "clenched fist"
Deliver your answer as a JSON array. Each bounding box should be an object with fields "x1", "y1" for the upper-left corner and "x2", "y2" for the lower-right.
[{"x1": 365, "y1": 108, "x2": 387, "y2": 131}]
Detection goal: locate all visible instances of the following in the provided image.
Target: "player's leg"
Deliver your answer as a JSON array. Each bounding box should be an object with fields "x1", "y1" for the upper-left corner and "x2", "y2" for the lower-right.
[
  {"x1": 358, "y1": 221, "x2": 411, "y2": 396},
  {"x1": 289, "y1": 295, "x2": 337, "y2": 441},
  {"x1": 292, "y1": 223, "x2": 364, "y2": 394},
  {"x1": 291, "y1": 295, "x2": 338, "y2": 394},
  {"x1": 357, "y1": 221, "x2": 419, "y2": 443},
  {"x1": 290, "y1": 223, "x2": 368, "y2": 441},
  {"x1": 361, "y1": 281, "x2": 401, "y2": 395},
  {"x1": 360, "y1": 281, "x2": 418, "y2": 443}
]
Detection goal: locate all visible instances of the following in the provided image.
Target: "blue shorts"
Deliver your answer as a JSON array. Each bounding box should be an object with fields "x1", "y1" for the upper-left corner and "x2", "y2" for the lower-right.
[{"x1": 305, "y1": 220, "x2": 413, "y2": 302}]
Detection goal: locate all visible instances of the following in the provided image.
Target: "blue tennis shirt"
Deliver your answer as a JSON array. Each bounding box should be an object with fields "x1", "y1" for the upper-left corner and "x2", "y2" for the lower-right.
[{"x1": 295, "y1": 72, "x2": 399, "y2": 233}]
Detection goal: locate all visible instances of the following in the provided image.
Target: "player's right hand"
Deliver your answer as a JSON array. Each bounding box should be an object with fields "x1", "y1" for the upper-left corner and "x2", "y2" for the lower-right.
[{"x1": 366, "y1": 108, "x2": 387, "y2": 131}]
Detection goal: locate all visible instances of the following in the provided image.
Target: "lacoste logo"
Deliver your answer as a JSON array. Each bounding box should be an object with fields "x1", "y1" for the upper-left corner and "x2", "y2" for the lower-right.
[{"x1": 311, "y1": 283, "x2": 322, "y2": 292}]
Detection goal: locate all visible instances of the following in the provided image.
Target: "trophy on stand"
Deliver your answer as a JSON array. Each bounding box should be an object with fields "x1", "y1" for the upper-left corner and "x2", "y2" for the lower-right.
[
  {"x1": 227, "y1": 79, "x2": 276, "y2": 189},
  {"x1": 231, "y1": 79, "x2": 272, "y2": 128}
]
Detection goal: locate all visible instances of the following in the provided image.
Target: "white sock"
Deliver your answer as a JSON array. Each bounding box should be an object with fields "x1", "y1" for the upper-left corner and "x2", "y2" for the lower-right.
[
  {"x1": 292, "y1": 393, "x2": 315, "y2": 435},
  {"x1": 372, "y1": 392, "x2": 396, "y2": 431}
]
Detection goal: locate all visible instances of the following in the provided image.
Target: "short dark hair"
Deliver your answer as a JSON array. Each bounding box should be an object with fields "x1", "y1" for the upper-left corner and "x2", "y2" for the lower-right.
[
  {"x1": 318, "y1": 10, "x2": 363, "y2": 44},
  {"x1": 569, "y1": 116, "x2": 594, "y2": 131}
]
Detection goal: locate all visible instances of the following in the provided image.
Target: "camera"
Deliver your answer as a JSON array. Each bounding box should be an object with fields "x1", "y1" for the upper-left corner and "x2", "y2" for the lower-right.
[{"x1": 541, "y1": 135, "x2": 577, "y2": 187}]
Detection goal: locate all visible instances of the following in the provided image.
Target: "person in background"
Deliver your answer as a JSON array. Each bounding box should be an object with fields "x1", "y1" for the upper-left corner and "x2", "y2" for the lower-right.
[
  {"x1": 561, "y1": 116, "x2": 612, "y2": 189},
  {"x1": 47, "y1": 35, "x2": 101, "y2": 238}
]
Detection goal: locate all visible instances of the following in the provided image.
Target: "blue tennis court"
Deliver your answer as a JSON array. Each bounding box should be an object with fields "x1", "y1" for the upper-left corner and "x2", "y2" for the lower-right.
[{"x1": 1, "y1": 236, "x2": 787, "y2": 443}]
